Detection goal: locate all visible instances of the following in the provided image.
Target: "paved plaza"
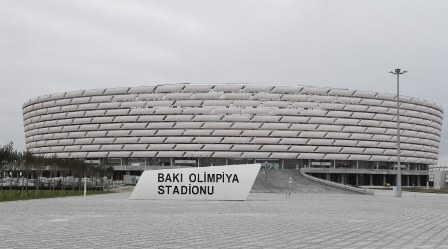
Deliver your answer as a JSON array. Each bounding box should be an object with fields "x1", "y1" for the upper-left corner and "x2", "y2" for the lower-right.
[{"x1": 1, "y1": 191, "x2": 448, "y2": 249}]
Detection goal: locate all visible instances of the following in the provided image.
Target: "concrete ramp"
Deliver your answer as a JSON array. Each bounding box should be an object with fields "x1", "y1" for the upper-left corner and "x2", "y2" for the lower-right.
[{"x1": 251, "y1": 169, "x2": 353, "y2": 194}]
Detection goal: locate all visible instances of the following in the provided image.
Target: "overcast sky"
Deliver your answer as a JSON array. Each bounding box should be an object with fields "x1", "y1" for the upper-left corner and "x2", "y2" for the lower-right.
[{"x1": 1, "y1": 0, "x2": 447, "y2": 164}]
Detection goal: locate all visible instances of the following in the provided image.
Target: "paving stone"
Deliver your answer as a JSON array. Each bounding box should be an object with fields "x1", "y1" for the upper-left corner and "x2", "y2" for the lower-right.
[{"x1": 0, "y1": 191, "x2": 448, "y2": 248}]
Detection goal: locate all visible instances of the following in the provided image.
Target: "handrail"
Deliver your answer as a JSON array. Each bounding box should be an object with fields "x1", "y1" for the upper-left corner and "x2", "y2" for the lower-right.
[{"x1": 299, "y1": 169, "x2": 374, "y2": 195}]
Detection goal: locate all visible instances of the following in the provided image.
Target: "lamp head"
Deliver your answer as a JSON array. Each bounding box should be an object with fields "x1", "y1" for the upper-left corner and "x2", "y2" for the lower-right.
[{"x1": 390, "y1": 68, "x2": 407, "y2": 75}]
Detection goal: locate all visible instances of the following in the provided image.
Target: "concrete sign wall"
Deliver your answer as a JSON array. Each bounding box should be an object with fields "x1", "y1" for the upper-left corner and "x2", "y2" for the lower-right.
[
  {"x1": 130, "y1": 164, "x2": 261, "y2": 200},
  {"x1": 433, "y1": 171, "x2": 447, "y2": 189}
]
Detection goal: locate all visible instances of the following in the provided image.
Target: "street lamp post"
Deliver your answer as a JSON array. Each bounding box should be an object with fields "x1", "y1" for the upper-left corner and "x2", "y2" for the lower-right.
[{"x1": 389, "y1": 68, "x2": 407, "y2": 197}]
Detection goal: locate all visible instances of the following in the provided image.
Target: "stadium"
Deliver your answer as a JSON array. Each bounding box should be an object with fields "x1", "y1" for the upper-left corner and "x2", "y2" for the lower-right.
[{"x1": 22, "y1": 83, "x2": 443, "y2": 187}]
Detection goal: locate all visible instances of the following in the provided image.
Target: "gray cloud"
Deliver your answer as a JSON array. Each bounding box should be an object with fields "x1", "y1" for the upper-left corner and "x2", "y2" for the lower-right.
[{"x1": 1, "y1": 0, "x2": 447, "y2": 164}]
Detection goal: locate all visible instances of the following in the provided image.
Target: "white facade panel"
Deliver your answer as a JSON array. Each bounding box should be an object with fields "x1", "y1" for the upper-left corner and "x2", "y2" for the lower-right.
[
  {"x1": 87, "y1": 152, "x2": 109, "y2": 157},
  {"x1": 260, "y1": 145, "x2": 290, "y2": 152},
  {"x1": 193, "y1": 137, "x2": 223, "y2": 143},
  {"x1": 184, "y1": 129, "x2": 214, "y2": 136},
  {"x1": 260, "y1": 123, "x2": 290, "y2": 130},
  {"x1": 289, "y1": 146, "x2": 317, "y2": 152},
  {"x1": 155, "y1": 130, "x2": 184, "y2": 136},
  {"x1": 350, "y1": 134, "x2": 373, "y2": 140},
  {"x1": 325, "y1": 132, "x2": 351, "y2": 139},
  {"x1": 104, "y1": 87, "x2": 129, "y2": 95},
  {"x1": 326, "y1": 111, "x2": 352, "y2": 118},
  {"x1": 232, "y1": 145, "x2": 261, "y2": 151},
  {"x1": 370, "y1": 155, "x2": 390, "y2": 161},
  {"x1": 182, "y1": 84, "x2": 213, "y2": 92},
  {"x1": 316, "y1": 124, "x2": 343, "y2": 132},
  {"x1": 251, "y1": 137, "x2": 281, "y2": 144},
  {"x1": 357, "y1": 141, "x2": 379, "y2": 147},
  {"x1": 23, "y1": 84, "x2": 442, "y2": 167},
  {"x1": 202, "y1": 122, "x2": 232, "y2": 129},
  {"x1": 163, "y1": 115, "x2": 195, "y2": 122},
  {"x1": 92, "y1": 138, "x2": 114, "y2": 144},
  {"x1": 131, "y1": 151, "x2": 157, "y2": 157},
  {"x1": 139, "y1": 137, "x2": 165, "y2": 143},
  {"x1": 174, "y1": 144, "x2": 203, "y2": 150},
  {"x1": 334, "y1": 118, "x2": 360, "y2": 126},
  {"x1": 163, "y1": 92, "x2": 194, "y2": 100},
  {"x1": 80, "y1": 145, "x2": 101, "y2": 151},
  {"x1": 308, "y1": 117, "x2": 335, "y2": 124},
  {"x1": 364, "y1": 148, "x2": 385, "y2": 155},
  {"x1": 348, "y1": 155, "x2": 371, "y2": 161},
  {"x1": 272, "y1": 86, "x2": 302, "y2": 94},
  {"x1": 232, "y1": 122, "x2": 262, "y2": 129},
  {"x1": 301, "y1": 87, "x2": 330, "y2": 95},
  {"x1": 73, "y1": 117, "x2": 94, "y2": 124},
  {"x1": 202, "y1": 144, "x2": 232, "y2": 151},
  {"x1": 128, "y1": 130, "x2": 155, "y2": 137},
  {"x1": 280, "y1": 116, "x2": 310, "y2": 123},
  {"x1": 154, "y1": 107, "x2": 182, "y2": 114},
  {"x1": 252, "y1": 93, "x2": 282, "y2": 100},
  {"x1": 241, "y1": 130, "x2": 271, "y2": 137},
  {"x1": 307, "y1": 139, "x2": 334, "y2": 146},
  {"x1": 337, "y1": 97, "x2": 362, "y2": 104},
  {"x1": 67, "y1": 132, "x2": 86, "y2": 138},
  {"x1": 165, "y1": 137, "x2": 195, "y2": 143},
  {"x1": 192, "y1": 92, "x2": 222, "y2": 100},
  {"x1": 98, "y1": 102, "x2": 121, "y2": 109},
  {"x1": 222, "y1": 115, "x2": 252, "y2": 122},
  {"x1": 260, "y1": 101, "x2": 289, "y2": 108},
  {"x1": 221, "y1": 93, "x2": 252, "y2": 100},
  {"x1": 341, "y1": 147, "x2": 364, "y2": 154},
  {"x1": 192, "y1": 115, "x2": 223, "y2": 121},
  {"x1": 270, "y1": 131, "x2": 300, "y2": 137},
  {"x1": 278, "y1": 138, "x2": 308, "y2": 145},
  {"x1": 90, "y1": 96, "x2": 113, "y2": 103},
  {"x1": 315, "y1": 147, "x2": 342, "y2": 153},
  {"x1": 298, "y1": 131, "x2": 327, "y2": 138},
  {"x1": 115, "y1": 137, "x2": 139, "y2": 144},
  {"x1": 100, "y1": 145, "x2": 123, "y2": 151},
  {"x1": 221, "y1": 137, "x2": 252, "y2": 144},
  {"x1": 106, "y1": 130, "x2": 130, "y2": 137},
  {"x1": 108, "y1": 151, "x2": 132, "y2": 157},
  {"x1": 327, "y1": 89, "x2": 355, "y2": 96},
  {"x1": 174, "y1": 100, "x2": 203, "y2": 107},
  {"x1": 333, "y1": 140, "x2": 358, "y2": 146},
  {"x1": 241, "y1": 107, "x2": 275, "y2": 115},
  {"x1": 79, "y1": 124, "x2": 100, "y2": 131},
  {"x1": 155, "y1": 84, "x2": 185, "y2": 93},
  {"x1": 213, "y1": 84, "x2": 244, "y2": 92},
  {"x1": 232, "y1": 100, "x2": 261, "y2": 107}
]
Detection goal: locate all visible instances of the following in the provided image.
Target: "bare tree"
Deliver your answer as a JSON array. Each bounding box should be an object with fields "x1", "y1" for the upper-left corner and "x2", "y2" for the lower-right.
[
  {"x1": 23, "y1": 150, "x2": 35, "y2": 192},
  {"x1": 33, "y1": 155, "x2": 46, "y2": 197}
]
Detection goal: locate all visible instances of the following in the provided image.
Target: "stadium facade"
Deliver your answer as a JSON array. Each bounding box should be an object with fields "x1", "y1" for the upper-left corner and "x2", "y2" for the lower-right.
[{"x1": 22, "y1": 84, "x2": 443, "y2": 186}]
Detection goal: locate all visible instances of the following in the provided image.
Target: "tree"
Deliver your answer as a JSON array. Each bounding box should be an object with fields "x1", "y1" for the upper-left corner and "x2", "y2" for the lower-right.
[
  {"x1": 33, "y1": 155, "x2": 47, "y2": 196},
  {"x1": 0, "y1": 142, "x2": 15, "y2": 198},
  {"x1": 23, "y1": 150, "x2": 35, "y2": 192}
]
